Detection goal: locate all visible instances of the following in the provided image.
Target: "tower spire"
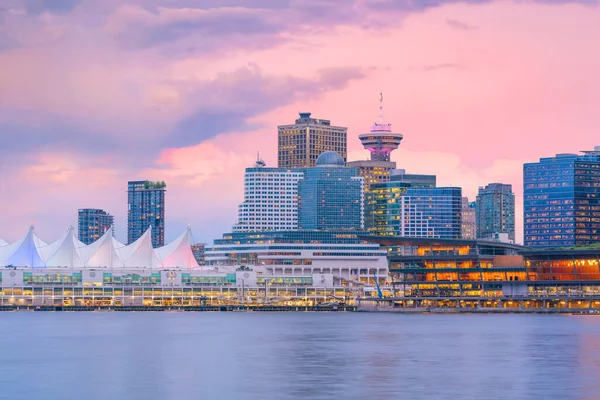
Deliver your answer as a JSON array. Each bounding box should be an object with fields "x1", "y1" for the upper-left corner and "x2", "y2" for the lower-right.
[{"x1": 379, "y1": 92, "x2": 383, "y2": 124}]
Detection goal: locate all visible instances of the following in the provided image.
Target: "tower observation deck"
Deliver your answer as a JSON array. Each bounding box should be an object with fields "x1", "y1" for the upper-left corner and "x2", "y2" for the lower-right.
[{"x1": 358, "y1": 93, "x2": 403, "y2": 162}]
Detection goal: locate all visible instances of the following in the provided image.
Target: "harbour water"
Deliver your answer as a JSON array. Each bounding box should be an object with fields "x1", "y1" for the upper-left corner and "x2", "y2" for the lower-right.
[{"x1": 0, "y1": 313, "x2": 599, "y2": 400}]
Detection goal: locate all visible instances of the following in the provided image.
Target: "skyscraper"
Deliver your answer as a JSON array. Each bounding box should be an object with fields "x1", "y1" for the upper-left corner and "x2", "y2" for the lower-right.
[
  {"x1": 298, "y1": 151, "x2": 364, "y2": 230},
  {"x1": 233, "y1": 156, "x2": 304, "y2": 232},
  {"x1": 476, "y1": 183, "x2": 515, "y2": 242},
  {"x1": 461, "y1": 197, "x2": 477, "y2": 240},
  {"x1": 368, "y1": 181, "x2": 462, "y2": 238},
  {"x1": 524, "y1": 147, "x2": 600, "y2": 248},
  {"x1": 278, "y1": 112, "x2": 347, "y2": 168},
  {"x1": 127, "y1": 180, "x2": 166, "y2": 247},
  {"x1": 78, "y1": 208, "x2": 114, "y2": 245}
]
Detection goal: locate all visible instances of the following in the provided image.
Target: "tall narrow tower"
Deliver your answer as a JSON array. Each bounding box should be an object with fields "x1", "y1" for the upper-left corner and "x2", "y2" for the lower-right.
[{"x1": 358, "y1": 93, "x2": 403, "y2": 162}]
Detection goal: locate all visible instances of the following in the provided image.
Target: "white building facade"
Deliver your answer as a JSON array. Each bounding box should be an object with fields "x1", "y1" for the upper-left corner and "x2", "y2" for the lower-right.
[{"x1": 233, "y1": 159, "x2": 304, "y2": 232}]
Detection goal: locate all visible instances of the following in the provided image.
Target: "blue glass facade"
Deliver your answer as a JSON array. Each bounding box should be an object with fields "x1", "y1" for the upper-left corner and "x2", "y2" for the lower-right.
[
  {"x1": 298, "y1": 165, "x2": 364, "y2": 230},
  {"x1": 77, "y1": 208, "x2": 114, "y2": 244},
  {"x1": 127, "y1": 180, "x2": 166, "y2": 247},
  {"x1": 369, "y1": 182, "x2": 462, "y2": 238},
  {"x1": 524, "y1": 152, "x2": 600, "y2": 248}
]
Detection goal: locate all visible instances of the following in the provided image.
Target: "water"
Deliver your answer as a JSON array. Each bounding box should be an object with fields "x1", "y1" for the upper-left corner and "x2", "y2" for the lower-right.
[{"x1": 0, "y1": 313, "x2": 599, "y2": 400}]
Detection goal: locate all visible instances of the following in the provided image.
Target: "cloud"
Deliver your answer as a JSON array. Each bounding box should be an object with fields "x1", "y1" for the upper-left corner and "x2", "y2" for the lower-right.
[
  {"x1": 0, "y1": 60, "x2": 366, "y2": 168},
  {"x1": 22, "y1": 0, "x2": 83, "y2": 15},
  {"x1": 446, "y1": 18, "x2": 478, "y2": 30},
  {"x1": 105, "y1": 5, "x2": 286, "y2": 51},
  {"x1": 421, "y1": 62, "x2": 464, "y2": 72}
]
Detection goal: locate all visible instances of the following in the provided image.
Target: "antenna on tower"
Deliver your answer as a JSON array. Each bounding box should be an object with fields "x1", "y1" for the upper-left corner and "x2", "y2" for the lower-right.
[{"x1": 379, "y1": 92, "x2": 384, "y2": 124}]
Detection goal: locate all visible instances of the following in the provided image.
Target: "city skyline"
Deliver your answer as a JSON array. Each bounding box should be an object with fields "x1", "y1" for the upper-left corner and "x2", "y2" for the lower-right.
[{"x1": 1, "y1": 0, "x2": 599, "y2": 245}]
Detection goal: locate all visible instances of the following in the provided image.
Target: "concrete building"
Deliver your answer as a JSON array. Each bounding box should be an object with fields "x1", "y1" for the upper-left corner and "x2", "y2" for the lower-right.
[
  {"x1": 277, "y1": 112, "x2": 347, "y2": 168},
  {"x1": 476, "y1": 183, "x2": 515, "y2": 242},
  {"x1": 298, "y1": 151, "x2": 364, "y2": 230},
  {"x1": 233, "y1": 156, "x2": 304, "y2": 232},
  {"x1": 127, "y1": 180, "x2": 166, "y2": 247},
  {"x1": 461, "y1": 197, "x2": 477, "y2": 240},
  {"x1": 77, "y1": 208, "x2": 114, "y2": 245},
  {"x1": 524, "y1": 147, "x2": 600, "y2": 248}
]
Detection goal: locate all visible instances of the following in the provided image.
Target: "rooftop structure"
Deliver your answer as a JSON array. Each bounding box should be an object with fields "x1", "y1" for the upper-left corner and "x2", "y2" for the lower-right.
[{"x1": 358, "y1": 93, "x2": 403, "y2": 162}]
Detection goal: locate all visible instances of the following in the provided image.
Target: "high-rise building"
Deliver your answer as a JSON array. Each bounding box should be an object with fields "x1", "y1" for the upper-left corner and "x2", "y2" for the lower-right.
[
  {"x1": 461, "y1": 197, "x2": 477, "y2": 240},
  {"x1": 298, "y1": 151, "x2": 364, "y2": 230},
  {"x1": 524, "y1": 147, "x2": 600, "y2": 248},
  {"x1": 368, "y1": 181, "x2": 462, "y2": 238},
  {"x1": 278, "y1": 112, "x2": 347, "y2": 168},
  {"x1": 476, "y1": 183, "x2": 515, "y2": 242},
  {"x1": 78, "y1": 208, "x2": 114, "y2": 245},
  {"x1": 127, "y1": 180, "x2": 166, "y2": 247},
  {"x1": 233, "y1": 156, "x2": 304, "y2": 232}
]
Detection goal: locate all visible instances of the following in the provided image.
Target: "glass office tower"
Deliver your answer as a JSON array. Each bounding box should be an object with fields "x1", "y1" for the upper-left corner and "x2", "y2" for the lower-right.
[
  {"x1": 298, "y1": 151, "x2": 364, "y2": 230},
  {"x1": 368, "y1": 181, "x2": 462, "y2": 238},
  {"x1": 127, "y1": 180, "x2": 166, "y2": 247},
  {"x1": 524, "y1": 148, "x2": 600, "y2": 248}
]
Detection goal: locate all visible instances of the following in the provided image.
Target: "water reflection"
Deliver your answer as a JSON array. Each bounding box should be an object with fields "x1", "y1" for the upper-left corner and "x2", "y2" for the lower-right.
[{"x1": 0, "y1": 313, "x2": 598, "y2": 400}]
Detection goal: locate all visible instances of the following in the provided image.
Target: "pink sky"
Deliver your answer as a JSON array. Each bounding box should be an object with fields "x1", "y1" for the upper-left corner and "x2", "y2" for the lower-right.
[{"x1": 0, "y1": 0, "x2": 599, "y2": 245}]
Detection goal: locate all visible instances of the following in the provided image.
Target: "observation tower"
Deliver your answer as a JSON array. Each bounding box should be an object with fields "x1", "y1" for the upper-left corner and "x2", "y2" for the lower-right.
[{"x1": 358, "y1": 93, "x2": 403, "y2": 162}]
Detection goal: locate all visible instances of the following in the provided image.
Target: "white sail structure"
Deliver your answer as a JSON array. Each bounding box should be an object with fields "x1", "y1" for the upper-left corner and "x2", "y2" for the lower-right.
[
  {"x1": 0, "y1": 226, "x2": 45, "y2": 268},
  {"x1": 118, "y1": 227, "x2": 162, "y2": 269},
  {"x1": 156, "y1": 226, "x2": 200, "y2": 269},
  {"x1": 0, "y1": 226, "x2": 202, "y2": 269},
  {"x1": 44, "y1": 227, "x2": 85, "y2": 268},
  {"x1": 80, "y1": 228, "x2": 124, "y2": 268},
  {"x1": 38, "y1": 229, "x2": 67, "y2": 261}
]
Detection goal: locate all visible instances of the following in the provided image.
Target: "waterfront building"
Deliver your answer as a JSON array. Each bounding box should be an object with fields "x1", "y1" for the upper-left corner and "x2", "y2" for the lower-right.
[
  {"x1": 233, "y1": 156, "x2": 304, "y2": 232},
  {"x1": 205, "y1": 230, "x2": 388, "y2": 285},
  {"x1": 128, "y1": 180, "x2": 166, "y2": 247},
  {"x1": 278, "y1": 112, "x2": 347, "y2": 168},
  {"x1": 298, "y1": 151, "x2": 364, "y2": 230},
  {"x1": 461, "y1": 198, "x2": 477, "y2": 240},
  {"x1": 364, "y1": 235, "x2": 600, "y2": 302},
  {"x1": 476, "y1": 183, "x2": 515, "y2": 242},
  {"x1": 524, "y1": 147, "x2": 600, "y2": 248},
  {"x1": 191, "y1": 243, "x2": 206, "y2": 265},
  {"x1": 77, "y1": 208, "x2": 114, "y2": 245},
  {"x1": 368, "y1": 180, "x2": 462, "y2": 238}
]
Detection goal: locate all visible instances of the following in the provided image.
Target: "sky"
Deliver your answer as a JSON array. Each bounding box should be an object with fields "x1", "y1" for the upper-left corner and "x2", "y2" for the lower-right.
[{"x1": 0, "y1": 0, "x2": 599, "y2": 245}]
